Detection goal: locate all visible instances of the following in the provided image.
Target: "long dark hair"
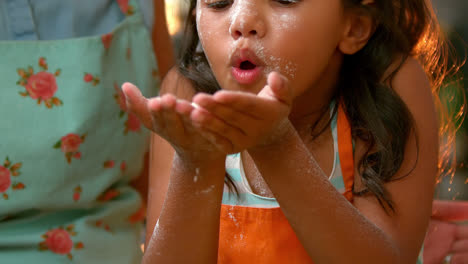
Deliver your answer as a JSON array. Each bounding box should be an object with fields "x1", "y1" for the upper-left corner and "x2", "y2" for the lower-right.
[{"x1": 177, "y1": 0, "x2": 464, "y2": 211}]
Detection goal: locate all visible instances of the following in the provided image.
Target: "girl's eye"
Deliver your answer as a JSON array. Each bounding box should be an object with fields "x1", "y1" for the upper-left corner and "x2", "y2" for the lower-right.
[
  {"x1": 274, "y1": 0, "x2": 299, "y2": 6},
  {"x1": 207, "y1": 0, "x2": 232, "y2": 9}
]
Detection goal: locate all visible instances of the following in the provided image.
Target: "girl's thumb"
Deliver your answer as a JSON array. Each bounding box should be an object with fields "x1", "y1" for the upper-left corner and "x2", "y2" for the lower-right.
[
  {"x1": 258, "y1": 72, "x2": 293, "y2": 106},
  {"x1": 121, "y1": 82, "x2": 148, "y2": 116}
]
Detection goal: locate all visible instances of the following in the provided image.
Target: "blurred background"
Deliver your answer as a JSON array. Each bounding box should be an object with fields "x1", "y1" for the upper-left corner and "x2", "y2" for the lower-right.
[
  {"x1": 431, "y1": 0, "x2": 468, "y2": 201},
  {"x1": 163, "y1": 0, "x2": 468, "y2": 200}
]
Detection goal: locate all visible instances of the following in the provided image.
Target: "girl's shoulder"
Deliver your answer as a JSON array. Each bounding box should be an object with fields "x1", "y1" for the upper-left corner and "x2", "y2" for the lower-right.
[
  {"x1": 390, "y1": 57, "x2": 437, "y2": 130},
  {"x1": 391, "y1": 57, "x2": 431, "y2": 96},
  {"x1": 384, "y1": 56, "x2": 431, "y2": 99},
  {"x1": 353, "y1": 56, "x2": 438, "y2": 191}
]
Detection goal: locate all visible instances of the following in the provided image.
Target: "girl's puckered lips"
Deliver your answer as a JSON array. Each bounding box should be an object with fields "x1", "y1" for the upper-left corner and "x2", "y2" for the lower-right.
[{"x1": 230, "y1": 49, "x2": 264, "y2": 85}]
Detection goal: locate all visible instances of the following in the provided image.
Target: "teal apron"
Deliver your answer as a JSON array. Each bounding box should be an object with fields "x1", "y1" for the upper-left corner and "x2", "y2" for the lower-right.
[{"x1": 0, "y1": 0, "x2": 159, "y2": 263}]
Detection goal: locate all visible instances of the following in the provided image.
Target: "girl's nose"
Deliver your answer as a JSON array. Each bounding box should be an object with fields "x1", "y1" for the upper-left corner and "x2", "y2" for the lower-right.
[{"x1": 229, "y1": 3, "x2": 266, "y2": 40}]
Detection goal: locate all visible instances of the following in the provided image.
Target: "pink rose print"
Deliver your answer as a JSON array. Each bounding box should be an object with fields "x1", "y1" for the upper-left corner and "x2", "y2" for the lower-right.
[
  {"x1": 126, "y1": 47, "x2": 132, "y2": 60},
  {"x1": 54, "y1": 133, "x2": 87, "y2": 164},
  {"x1": 101, "y1": 33, "x2": 113, "y2": 50},
  {"x1": 45, "y1": 229, "x2": 73, "y2": 254},
  {"x1": 95, "y1": 220, "x2": 112, "y2": 232},
  {"x1": 103, "y1": 160, "x2": 115, "y2": 169},
  {"x1": 117, "y1": 0, "x2": 135, "y2": 16},
  {"x1": 1, "y1": 157, "x2": 25, "y2": 200},
  {"x1": 98, "y1": 189, "x2": 120, "y2": 202},
  {"x1": 83, "y1": 73, "x2": 93, "y2": 82},
  {"x1": 83, "y1": 72, "x2": 100, "y2": 86},
  {"x1": 0, "y1": 166, "x2": 11, "y2": 193},
  {"x1": 128, "y1": 204, "x2": 146, "y2": 223},
  {"x1": 125, "y1": 112, "x2": 141, "y2": 134},
  {"x1": 39, "y1": 226, "x2": 84, "y2": 260},
  {"x1": 39, "y1": 57, "x2": 48, "y2": 70},
  {"x1": 73, "y1": 193, "x2": 80, "y2": 202},
  {"x1": 61, "y1": 134, "x2": 82, "y2": 153},
  {"x1": 26, "y1": 72, "x2": 57, "y2": 100},
  {"x1": 12, "y1": 182, "x2": 25, "y2": 190},
  {"x1": 73, "y1": 186, "x2": 82, "y2": 202},
  {"x1": 75, "y1": 242, "x2": 84, "y2": 250},
  {"x1": 120, "y1": 161, "x2": 127, "y2": 172},
  {"x1": 16, "y1": 57, "x2": 63, "y2": 108}
]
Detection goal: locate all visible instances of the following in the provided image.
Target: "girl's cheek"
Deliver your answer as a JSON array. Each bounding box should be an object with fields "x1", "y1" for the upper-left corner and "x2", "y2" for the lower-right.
[
  {"x1": 265, "y1": 13, "x2": 300, "y2": 79},
  {"x1": 272, "y1": 12, "x2": 299, "y2": 32}
]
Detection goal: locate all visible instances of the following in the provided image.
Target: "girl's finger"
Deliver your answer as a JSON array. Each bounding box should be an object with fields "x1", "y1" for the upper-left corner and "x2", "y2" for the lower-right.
[
  {"x1": 451, "y1": 239, "x2": 468, "y2": 253},
  {"x1": 158, "y1": 94, "x2": 186, "y2": 139},
  {"x1": 193, "y1": 93, "x2": 251, "y2": 134},
  {"x1": 181, "y1": 113, "x2": 234, "y2": 153},
  {"x1": 191, "y1": 106, "x2": 247, "y2": 144},
  {"x1": 148, "y1": 97, "x2": 166, "y2": 131},
  {"x1": 450, "y1": 252, "x2": 468, "y2": 264},
  {"x1": 122, "y1": 82, "x2": 152, "y2": 127},
  {"x1": 197, "y1": 128, "x2": 234, "y2": 154},
  {"x1": 259, "y1": 72, "x2": 292, "y2": 106},
  {"x1": 175, "y1": 99, "x2": 195, "y2": 117},
  {"x1": 213, "y1": 91, "x2": 285, "y2": 120},
  {"x1": 431, "y1": 200, "x2": 468, "y2": 221},
  {"x1": 455, "y1": 225, "x2": 468, "y2": 239}
]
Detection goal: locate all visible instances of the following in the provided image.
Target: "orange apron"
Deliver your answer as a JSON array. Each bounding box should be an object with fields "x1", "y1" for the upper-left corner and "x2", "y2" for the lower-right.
[{"x1": 218, "y1": 103, "x2": 355, "y2": 264}]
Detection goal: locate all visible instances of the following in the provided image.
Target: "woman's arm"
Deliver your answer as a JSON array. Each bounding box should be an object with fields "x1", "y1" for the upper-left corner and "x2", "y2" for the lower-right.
[
  {"x1": 247, "y1": 57, "x2": 438, "y2": 264},
  {"x1": 431, "y1": 200, "x2": 468, "y2": 222},
  {"x1": 152, "y1": 0, "x2": 174, "y2": 79}
]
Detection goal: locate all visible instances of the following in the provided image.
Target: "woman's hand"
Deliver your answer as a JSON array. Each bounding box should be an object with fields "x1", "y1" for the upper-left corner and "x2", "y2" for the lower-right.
[
  {"x1": 423, "y1": 200, "x2": 468, "y2": 264},
  {"x1": 189, "y1": 72, "x2": 295, "y2": 154}
]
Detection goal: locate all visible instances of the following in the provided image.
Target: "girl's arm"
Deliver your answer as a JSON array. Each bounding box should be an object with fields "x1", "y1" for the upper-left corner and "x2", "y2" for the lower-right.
[
  {"x1": 124, "y1": 68, "x2": 227, "y2": 263},
  {"x1": 247, "y1": 57, "x2": 438, "y2": 264},
  {"x1": 145, "y1": 133, "x2": 172, "y2": 246},
  {"x1": 144, "y1": 68, "x2": 193, "y2": 246},
  {"x1": 144, "y1": 152, "x2": 226, "y2": 264},
  {"x1": 152, "y1": 0, "x2": 174, "y2": 79}
]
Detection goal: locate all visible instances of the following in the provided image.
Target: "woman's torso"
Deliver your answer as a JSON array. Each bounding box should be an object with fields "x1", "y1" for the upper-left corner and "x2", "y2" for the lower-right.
[{"x1": 0, "y1": 1, "x2": 159, "y2": 263}]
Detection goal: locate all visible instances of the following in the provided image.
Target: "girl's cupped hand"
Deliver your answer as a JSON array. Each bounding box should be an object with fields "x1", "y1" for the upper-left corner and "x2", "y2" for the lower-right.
[
  {"x1": 190, "y1": 72, "x2": 295, "y2": 154},
  {"x1": 121, "y1": 82, "x2": 226, "y2": 163}
]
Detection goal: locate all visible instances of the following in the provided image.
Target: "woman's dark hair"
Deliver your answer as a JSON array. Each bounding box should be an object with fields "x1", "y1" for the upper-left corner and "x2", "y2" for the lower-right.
[{"x1": 176, "y1": 0, "x2": 464, "y2": 212}]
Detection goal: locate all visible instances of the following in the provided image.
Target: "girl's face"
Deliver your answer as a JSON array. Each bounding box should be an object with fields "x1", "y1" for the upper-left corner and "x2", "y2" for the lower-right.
[{"x1": 196, "y1": 0, "x2": 349, "y2": 97}]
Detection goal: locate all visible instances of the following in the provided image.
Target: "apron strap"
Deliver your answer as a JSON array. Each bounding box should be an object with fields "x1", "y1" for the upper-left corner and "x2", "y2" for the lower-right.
[{"x1": 337, "y1": 102, "x2": 355, "y2": 202}]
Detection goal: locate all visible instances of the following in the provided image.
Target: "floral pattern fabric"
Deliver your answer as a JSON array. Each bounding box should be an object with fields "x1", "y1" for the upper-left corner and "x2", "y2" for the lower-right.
[
  {"x1": 0, "y1": 0, "x2": 158, "y2": 263},
  {"x1": 16, "y1": 57, "x2": 63, "y2": 108}
]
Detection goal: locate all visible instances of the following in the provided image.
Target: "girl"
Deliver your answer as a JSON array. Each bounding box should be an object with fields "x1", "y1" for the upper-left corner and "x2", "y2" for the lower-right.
[{"x1": 123, "y1": 0, "x2": 454, "y2": 263}]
